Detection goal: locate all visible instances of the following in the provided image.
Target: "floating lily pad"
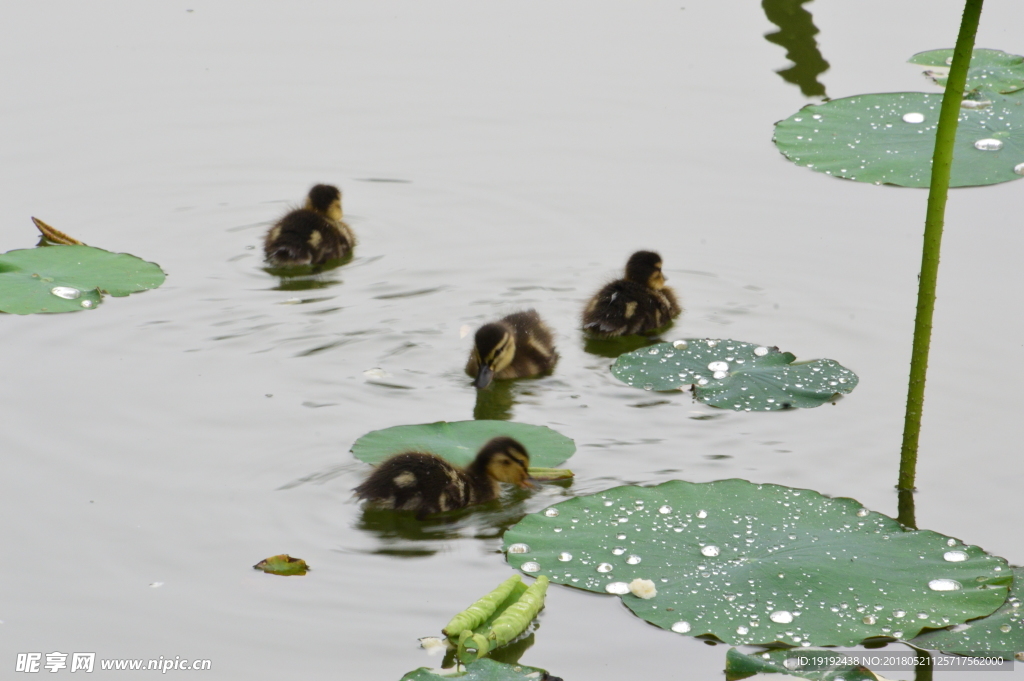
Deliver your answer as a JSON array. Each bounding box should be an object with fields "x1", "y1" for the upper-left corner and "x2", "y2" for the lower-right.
[
  {"x1": 610, "y1": 339, "x2": 857, "y2": 410},
  {"x1": 0, "y1": 245, "x2": 166, "y2": 314},
  {"x1": 253, "y1": 554, "x2": 309, "y2": 576},
  {"x1": 351, "y1": 421, "x2": 575, "y2": 469},
  {"x1": 909, "y1": 48, "x2": 1024, "y2": 95},
  {"x1": 911, "y1": 565, "x2": 1024, "y2": 660},
  {"x1": 401, "y1": 659, "x2": 558, "y2": 681},
  {"x1": 502, "y1": 480, "x2": 1011, "y2": 647},
  {"x1": 725, "y1": 647, "x2": 877, "y2": 681},
  {"x1": 774, "y1": 91, "x2": 1024, "y2": 188}
]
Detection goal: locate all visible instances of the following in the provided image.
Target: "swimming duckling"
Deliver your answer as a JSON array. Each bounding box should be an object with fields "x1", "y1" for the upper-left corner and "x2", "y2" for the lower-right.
[
  {"x1": 581, "y1": 250, "x2": 682, "y2": 337},
  {"x1": 465, "y1": 310, "x2": 558, "y2": 389},
  {"x1": 354, "y1": 437, "x2": 534, "y2": 519},
  {"x1": 263, "y1": 184, "x2": 356, "y2": 266}
]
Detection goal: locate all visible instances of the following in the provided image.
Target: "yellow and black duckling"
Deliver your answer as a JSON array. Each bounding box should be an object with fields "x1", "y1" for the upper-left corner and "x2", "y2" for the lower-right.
[
  {"x1": 354, "y1": 437, "x2": 534, "y2": 519},
  {"x1": 263, "y1": 184, "x2": 356, "y2": 266},
  {"x1": 581, "y1": 250, "x2": 682, "y2": 337},
  {"x1": 465, "y1": 310, "x2": 558, "y2": 389}
]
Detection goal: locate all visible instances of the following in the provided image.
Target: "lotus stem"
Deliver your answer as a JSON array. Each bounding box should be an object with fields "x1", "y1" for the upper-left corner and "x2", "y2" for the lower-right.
[{"x1": 899, "y1": 0, "x2": 984, "y2": 491}]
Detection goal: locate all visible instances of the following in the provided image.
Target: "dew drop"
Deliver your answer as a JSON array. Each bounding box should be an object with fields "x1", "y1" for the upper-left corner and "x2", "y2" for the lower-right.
[
  {"x1": 673, "y1": 340, "x2": 688, "y2": 349},
  {"x1": 671, "y1": 621, "x2": 691, "y2": 634},
  {"x1": 605, "y1": 581, "x2": 630, "y2": 594},
  {"x1": 597, "y1": 563, "x2": 614, "y2": 573},
  {"x1": 544, "y1": 508, "x2": 559, "y2": 518},
  {"x1": 856, "y1": 508, "x2": 869, "y2": 517},
  {"x1": 696, "y1": 510, "x2": 708, "y2": 519},
  {"x1": 643, "y1": 383, "x2": 654, "y2": 391},
  {"x1": 713, "y1": 371, "x2": 727, "y2": 380},
  {"x1": 697, "y1": 378, "x2": 709, "y2": 386},
  {"x1": 659, "y1": 505, "x2": 672, "y2": 514},
  {"x1": 1000, "y1": 624, "x2": 1012, "y2": 633},
  {"x1": 81, "y1": 300, "x2": 94, "y2": 308},
  {"x1": 701, "y1": 545, "x2": 720, "y2": 557},
  {"x1": 770, "y1": 610, "x2": 794, "y2": 624},
  {"x1": 521, "y1": 561, "x2": 540, "y2": 573},
  {"x1": 1014, "y1": 162, "x2": 1024, "y2": 176},
  {"x1": 917, "y1": 612, "x2": 929, "y2": 619},
  {"x1": 894, "y1": 610, "x2": 906, "y2": 618},
  {"x1": 863, "y1": 615, "x2": 877, "y2": 625},
  {"x1": 736, "y1": 626, "x2": 749, "y2": 635},
  {"x1": 943, "y1": 550, "x2": 968, "y2": 562},
  {"x1": 558, "y1": 552, "x2": 573, "y2": 562},
  {"x1": 612, "y1": 547, "x2": 626, "y2": 555},
  {"x1": 616, "y1": 533, "x2": 627, "y2": 541},
  {"x1": 902, "y1": 112, "x2": 925, "y2": 124},
  {"x1": 974, "y1": 138, "x2": 1003, "y2": 151},
  {"x1": 928, "y1": 579, "x2": 962, "y2": 591},
  {"x1": 507, "y1": 543, "x2": 530, "y2": 554},
  {"x1": 707, "y1": 340, "x2": 718, "y2": 347},
  {"x1": 626, "y1": 555, "x2": 642, "y2": 565},
  {"x1": 51, "y1": 286, "x2": 81, "y2": 300},
  {"x1": 708, "y1": 361, "x2": 729, "y2": 372}
]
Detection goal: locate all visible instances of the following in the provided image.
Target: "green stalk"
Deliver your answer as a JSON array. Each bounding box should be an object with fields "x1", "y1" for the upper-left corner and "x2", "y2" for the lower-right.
[{"x1": 898, "y1": 0, "x2": 984, "y2": 491}]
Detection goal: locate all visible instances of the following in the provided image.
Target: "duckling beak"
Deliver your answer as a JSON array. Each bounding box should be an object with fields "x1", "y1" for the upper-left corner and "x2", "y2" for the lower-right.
[
  {"x1": 473, "y1": 365, "x2": 494, "y2": 389},
  {"x1": 517, "y1": 477, "x2": 538, "y2": 490}
]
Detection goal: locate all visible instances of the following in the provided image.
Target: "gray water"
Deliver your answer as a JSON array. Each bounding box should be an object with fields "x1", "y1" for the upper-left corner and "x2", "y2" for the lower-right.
[{"x1": 2, "y1": 2, "x2": 1023, "y2": 679}]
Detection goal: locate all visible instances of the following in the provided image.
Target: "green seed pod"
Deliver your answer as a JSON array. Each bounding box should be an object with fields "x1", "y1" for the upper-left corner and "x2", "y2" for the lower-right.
[
  {"x1": 487, "y1": 576, "x2": 549, "y2": 647},
  {"x1": 443, "y1": 574, "x2": 522, "y2": 637}
]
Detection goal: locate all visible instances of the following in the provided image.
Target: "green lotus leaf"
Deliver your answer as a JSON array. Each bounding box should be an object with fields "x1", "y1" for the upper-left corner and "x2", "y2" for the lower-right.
[
  {"x1": 0, "y1": 245, "x2": 165, "y2": 314},
  {"x1": 725, "y1": 647, "x2": 877, "y2": 681},
  {"x1": 401, "y1": 658, "x2": 556, "y2": 681},
  {"x1": 911, "y1": 565, "x2": 1024, "y2": 661},
  {"x1": 351, "y1": 421, "x2": 575, "y2": 469},
  {"x1": 773, "y1": 91, "x2": 1024, "y2": 188},
  {"x1": 252, "y1": 554, "x2": 310, "y2": 576},
  {"x1": 909, "y1": 48, "x2": 1024, "y2": 94},
  {"x1": 610, "y1": 339, "x2": 857, "y2": 411},
  {"x1": 502, "y1": 479, "x2": 1011, "y2": 647}
]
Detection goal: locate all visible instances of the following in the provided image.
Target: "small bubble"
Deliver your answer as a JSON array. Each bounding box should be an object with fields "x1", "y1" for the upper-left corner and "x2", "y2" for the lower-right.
[
  {"x1": 943, "y1": 551, "x2": 968, "y2": 562},
  {"x1": 521, "y1": 561, "x2": 541, "y2": 573},
  {"x1": 626, "y1": 555, "x2": 642, "y2": 565},
  {"x1": 597, "y1": 563, "x2": 614, "y2": 573},
  {"x1": 902, "y1": 112, "x2": 925, "y2": 124},
  {"x1": 544, "y1": 508, "x2": 559, "y2": 518},
  {"x1": 50, "y1": 286, "x2": 81, "y2": 300},
  {"x1": 605, "y1": 581, "x2": 629, "y2": 595},
  {"x1": 558, "y1": 552, "x2": 573, "y2": 562},
  {"x1": 770, "y1": 611, "x2": 794, "y2": 624},
  {"x1": 671, "y1": 621, "x2": 691, "y2": 634},
  {"x1": 928, "y1": 579, "x2": 962, "y2": 591},
  {"x1": 507, "y1": 543, "x2": 530, "y2": 554},
  {"x1": 701, "y1": 546, "x2": 720, "y2": 557},
  {"x1": 974, "y1": 138, "x2": 1003, "y2": 151}
]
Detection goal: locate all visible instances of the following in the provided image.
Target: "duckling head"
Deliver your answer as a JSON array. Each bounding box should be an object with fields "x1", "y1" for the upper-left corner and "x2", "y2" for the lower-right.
[
  {"x1": 305, "y1": 184, "x2": 343, "y2": 221},
  {"x1": 476, "y1": 436, "x2": 535, "y2": 489},
  {"x1": 471, "y1": 323, "x2": 516, "y2": 389},
  {"x1": 625, "y1": 250, "x2": 666, "y2": 290}
]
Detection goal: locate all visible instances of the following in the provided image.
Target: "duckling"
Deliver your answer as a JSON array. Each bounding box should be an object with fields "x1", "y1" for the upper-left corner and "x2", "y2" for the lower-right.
[
  {"x1": 263, "y1": 184, "x2": 356, "y2": 266},
  {"x1": 354, "y1": 437, "x2": 534, "y2": 519},
  {"x1": 465, "y1": 310, "x2": 558, "y2": 389},
  {"x1": 581, "y1": 250, "x2": 682, "y2": 337}
]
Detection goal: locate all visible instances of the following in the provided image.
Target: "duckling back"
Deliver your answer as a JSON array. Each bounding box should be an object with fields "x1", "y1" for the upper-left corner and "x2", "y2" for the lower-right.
[
  {"x1": 354, "y1": 452, "x2": 495, "y2": 519},
  {"x1": 465, "y1": 310, "x2": 558, "y2": 387},
  {"x1": 264, "y1": 210, "x2": 354, "y2": 266}
]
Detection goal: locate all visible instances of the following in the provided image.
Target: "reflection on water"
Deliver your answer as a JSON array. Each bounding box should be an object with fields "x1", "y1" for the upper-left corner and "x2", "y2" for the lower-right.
[
  {"x1": 264, "y1": 253, "x2": 353, "y2": 290},
  {"x1": 474, "y1": 380, "x2": 517, "y2": 421},
  {"x1": 440, "y1": 633, "x2": 536, "y2": 670},
  {"x1": 762, "y1": 0, "x2": 830, "y2": 98},
  {"x1": 582, "y1": 334, "x2": 662, "y2": 359},
  {"x1": 354, "y1": 488, "x2": 536, "y2": 557}
]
